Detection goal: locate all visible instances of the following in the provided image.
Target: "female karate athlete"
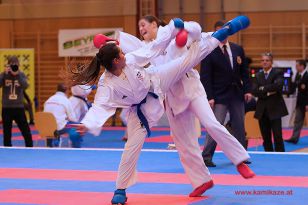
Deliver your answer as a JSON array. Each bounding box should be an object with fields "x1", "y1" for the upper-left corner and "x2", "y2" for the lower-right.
[
  {"x1": 71, "y1": 17, "x2": 254, "y2": 205},
  {"x1": 117, "y1": 15, "x2": 255, "y2": 198}
]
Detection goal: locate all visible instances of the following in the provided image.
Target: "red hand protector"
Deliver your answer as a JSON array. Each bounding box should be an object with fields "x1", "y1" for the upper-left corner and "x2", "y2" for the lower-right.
[
  {"x1": 175, "y1": 29, "x2": 188, "y2": 47},
  {"x1": 93, "y1": 34, "x2": 119, "y2": 49}
]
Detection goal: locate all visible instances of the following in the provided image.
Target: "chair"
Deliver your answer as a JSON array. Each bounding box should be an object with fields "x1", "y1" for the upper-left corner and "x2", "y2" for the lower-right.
[
  {"x1": 34, "y1": 112, "x2": 59, "y2": 147},
  {"x1": 244, "y1": 111, "x2": 263, "y2": 150}
]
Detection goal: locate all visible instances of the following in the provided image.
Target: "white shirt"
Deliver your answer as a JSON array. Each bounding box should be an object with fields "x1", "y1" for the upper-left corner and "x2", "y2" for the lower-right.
[
  {"x1": 299, "y1": 69, "x2": 307, "y2": 78},
  {"x1": 263, "y1": 67, "x2": 273, "y2": 77},
  {"x1": 44, "y1": 91, "x2": 78, "y2": 130}
]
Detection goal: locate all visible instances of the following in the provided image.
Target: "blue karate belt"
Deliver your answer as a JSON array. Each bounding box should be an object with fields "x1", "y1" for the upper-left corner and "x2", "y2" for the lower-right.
[
  {"x1": 73, "y1": 95, "x2": 92, "y2": 109},
  {"x1": 132, "y1": 92, "x2": 158, "y2": 137}
]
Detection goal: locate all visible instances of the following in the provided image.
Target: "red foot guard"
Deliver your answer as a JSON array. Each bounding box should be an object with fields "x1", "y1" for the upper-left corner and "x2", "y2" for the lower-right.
[
  {"x1": 189, "y1": 180, "x2": 214, "y2": 197},
  {"x1": 237, "y1": 162, "x2": 256, "y2": 179}
]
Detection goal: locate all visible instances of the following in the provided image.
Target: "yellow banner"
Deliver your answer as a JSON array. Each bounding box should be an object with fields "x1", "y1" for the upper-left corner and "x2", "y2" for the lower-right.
[{"x1": 0, "y1": 49, "x2": 35, "y2": 115}]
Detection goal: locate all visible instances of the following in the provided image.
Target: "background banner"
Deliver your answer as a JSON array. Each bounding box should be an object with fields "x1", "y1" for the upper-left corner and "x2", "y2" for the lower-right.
[{"x1": 58, "y1": 28, "x2": 122, "y2": 57}]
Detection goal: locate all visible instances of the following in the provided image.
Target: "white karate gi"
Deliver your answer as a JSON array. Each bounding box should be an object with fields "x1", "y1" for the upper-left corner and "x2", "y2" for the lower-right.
[
  {"x1": 69, "y1": 85, "x2": 93, "y2": 122},
  {"x1": 44, "y1": 92, "x2": 78, "y2": 130},
  {"x1": 118, "y1": 21, "x2": 250, "y2": 189},
  {"x1": 82, "y1": 20, "x2": 203, "y2": 189}
]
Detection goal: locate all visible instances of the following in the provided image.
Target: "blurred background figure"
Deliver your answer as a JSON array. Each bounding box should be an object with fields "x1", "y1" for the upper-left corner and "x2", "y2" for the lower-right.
[
  {"x1": 69, "y1": 84, "x2": 96, "y2": 147},
  {"x1": 70, "y1": 84, "x2": 95, "y2": 122},
  {"x1": 0, "y1": 56, "x2": 33, "y2": 147},
  {"x1": 43, "y1": 83, "x2": 78, "y2": 147},
  {"x1": 252, "y1": 53, "x2": 288, "y2": 152},
  {"x1": 285, "y1": 59, "x2": 308, "y2": 144}
]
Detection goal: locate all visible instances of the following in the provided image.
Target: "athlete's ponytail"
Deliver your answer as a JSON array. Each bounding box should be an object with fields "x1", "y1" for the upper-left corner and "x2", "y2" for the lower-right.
[{"x1": 67, "y1": 43, "x2": 120, "y2": 86}]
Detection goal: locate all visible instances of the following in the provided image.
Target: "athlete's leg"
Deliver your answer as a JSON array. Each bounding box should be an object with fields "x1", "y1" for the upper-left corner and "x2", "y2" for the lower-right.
[
  {"x1": 116, "y1": 109, "x2": 147, "y2": 189},
  {"x1": 190, "y1": 95, "x2": 249, "y2": 165}
]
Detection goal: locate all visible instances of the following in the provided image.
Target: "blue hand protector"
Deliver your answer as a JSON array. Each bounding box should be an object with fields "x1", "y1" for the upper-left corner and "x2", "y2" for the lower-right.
[{"x1": 173, "y1": 18, "x2": 184, "y2": 29}]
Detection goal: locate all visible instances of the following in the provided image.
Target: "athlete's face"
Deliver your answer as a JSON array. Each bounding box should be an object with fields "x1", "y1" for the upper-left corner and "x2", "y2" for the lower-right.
[
  {"x1": 138, "y1": 19, "x2": 158, "y2": 42},
  {"x1": 114, "y1": 47, "x2": 126, "y2": 69}
]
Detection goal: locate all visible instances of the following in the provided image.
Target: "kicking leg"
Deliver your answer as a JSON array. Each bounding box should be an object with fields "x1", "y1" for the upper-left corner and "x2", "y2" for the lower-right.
[
  {"x1": 190, "y1": 95, "x2": 249, "y2": 165},
  {"x1": 190, "y1": 95, "x2": 255, "y2": 178}
]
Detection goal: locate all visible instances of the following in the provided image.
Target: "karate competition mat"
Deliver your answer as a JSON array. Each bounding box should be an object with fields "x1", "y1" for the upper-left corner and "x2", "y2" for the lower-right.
[{"x1": 0, "y1": 126, "x2": 308, "y2": 205}]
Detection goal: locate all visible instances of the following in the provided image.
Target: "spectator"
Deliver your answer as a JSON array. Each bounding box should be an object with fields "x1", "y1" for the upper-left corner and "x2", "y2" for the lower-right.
[
  {"x1": 43, "y1": 83, "x2": 78, "y2": 147},
  {"x1": 285, "y1": 59, "x2": 308, "y2": 144},
  {"x1": 0, "y1": 56, "x2": 33, "y2": 147},
  {"x1": 252, "y1": 53, "x2": 288, "y2": 152},
  {"x1": 200, "y1": 20, "x2": 252, "y2": 167}
]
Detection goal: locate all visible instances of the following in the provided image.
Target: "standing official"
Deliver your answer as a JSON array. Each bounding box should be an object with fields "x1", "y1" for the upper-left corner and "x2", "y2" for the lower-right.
[
  {"x1": 200, "y1": 21, "x2": 252, "y2": 167},
  {"x1": 252, "y1": 53, "x2": 288, "y2": 152},
  {"x1": 285, "y1": 60, "x2": 308, "y2": 144}
]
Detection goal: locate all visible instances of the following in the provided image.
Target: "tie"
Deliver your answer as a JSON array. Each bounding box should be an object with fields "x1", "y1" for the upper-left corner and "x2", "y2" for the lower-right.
[
  {"x1": 223, "y1": 45, "x2": 232, "y2": 67},
  {"x1": 264, "y1": 72, "x2": 269, "y2": 79}
]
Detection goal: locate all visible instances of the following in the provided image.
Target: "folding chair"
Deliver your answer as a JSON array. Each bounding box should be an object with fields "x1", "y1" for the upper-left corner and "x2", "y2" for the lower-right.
[
  {"x1": 34, "y1": 112, "x2": 61, "y2": 147},
  {"x1": 244, "y1": 111, "x2": 263, "y2": 150}
]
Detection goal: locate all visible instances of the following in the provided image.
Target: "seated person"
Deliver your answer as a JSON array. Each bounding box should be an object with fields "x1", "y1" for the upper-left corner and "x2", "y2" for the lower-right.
[
  {"x1": 69, "y1": 84, "x2": 96, "y2": 147},
  {"x1": 43, "y1": 83, "x2": 78, "y2": 147}
]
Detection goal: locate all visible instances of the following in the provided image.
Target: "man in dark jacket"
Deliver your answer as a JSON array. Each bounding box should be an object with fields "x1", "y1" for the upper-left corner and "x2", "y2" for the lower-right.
[
  {"x1": 285, "y1": 59, "x2": 308, "y2": 144},
  {"x1": 200, "y1": 21, "x2": 252, "y2": 167},
  {"x1": 252, "y1": 53, "x2": 288, "y2": 152}
]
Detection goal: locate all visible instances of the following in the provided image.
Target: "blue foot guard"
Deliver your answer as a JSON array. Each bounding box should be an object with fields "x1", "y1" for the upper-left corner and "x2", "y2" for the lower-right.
[{"x1": 111, "y1": 189, "x2": 127, "y2": 205}]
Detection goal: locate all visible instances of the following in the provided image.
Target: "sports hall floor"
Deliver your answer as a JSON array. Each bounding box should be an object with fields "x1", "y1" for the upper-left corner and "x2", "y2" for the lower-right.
[{"x1": 0, "y1": 125, "x2": 307, "y2": 205}]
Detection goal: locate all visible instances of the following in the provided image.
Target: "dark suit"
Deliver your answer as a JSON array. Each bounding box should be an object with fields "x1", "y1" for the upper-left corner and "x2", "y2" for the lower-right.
[
  {"x1": 252, "y1": 68, "x2": 288, "y2": 152},
  {"x1": 294, "y1": 71, "x2": 308, "y2": 108},
  {"x1": 289, "y1": 71, "x2": 308, "y2": 141},
  {"x1": 200, "y1": 42, "x2": 251, "y2": 162}
]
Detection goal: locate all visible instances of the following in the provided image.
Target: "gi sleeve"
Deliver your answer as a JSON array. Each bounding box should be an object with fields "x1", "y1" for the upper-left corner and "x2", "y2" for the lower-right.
[{"x1": 119, "y1": 31, "x2": 143, "y2": 54}]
